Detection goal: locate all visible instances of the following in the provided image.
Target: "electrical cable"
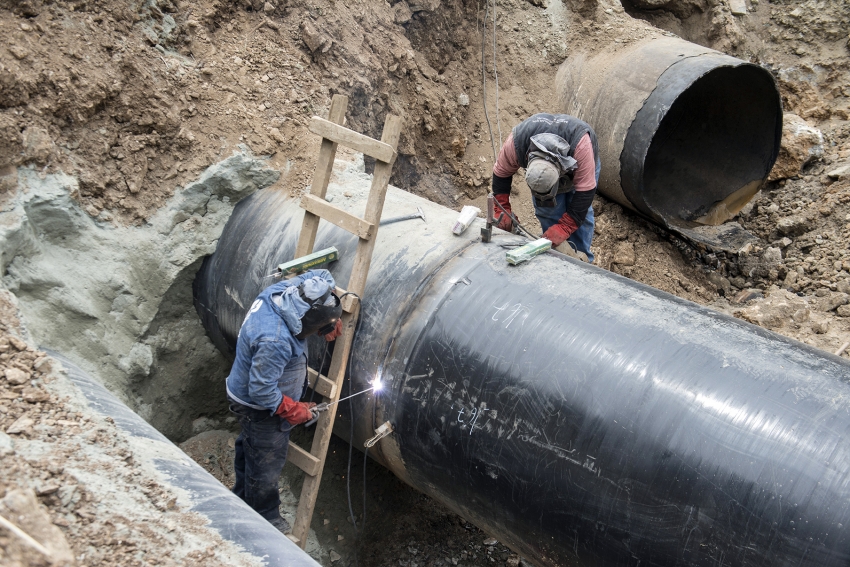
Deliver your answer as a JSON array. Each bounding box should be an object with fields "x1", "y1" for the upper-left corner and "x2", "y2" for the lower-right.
[
  {"x1": 347, "y1": 382, "x2": 358, "y2": 534},
  {"x1": 307, "y1": 341, "x2": 329, "y2": 404},
  {"x1": 363, "y1": 398, "x2": 376, "y2": 530},
  {"x1": 491, "y1": 0, "x2": 502, "y2": 149},
  {"x1": 481, "y1": 0, "x2": 497, "y2": 162}
]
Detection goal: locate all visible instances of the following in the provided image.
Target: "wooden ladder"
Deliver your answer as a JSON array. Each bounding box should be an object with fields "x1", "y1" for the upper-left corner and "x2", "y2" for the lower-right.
[{"x1": 285, "y1": 94, "x2": 401, "y2": 548}]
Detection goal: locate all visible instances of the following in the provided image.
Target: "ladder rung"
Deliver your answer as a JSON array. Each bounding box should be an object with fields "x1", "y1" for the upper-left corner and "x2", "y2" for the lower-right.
[
  {"x1": 309, "y1": 117, "x2": 396, "y2": 163},
  {"x1": 287, "y1": 441, "x2": 321, "y2": 476},
  {"x1": 334, "y1": 286, "x2": 360, "y2": 313},
  {"x1": 307, "y1": 368, "x2": 337, "y2": 399},
  {"x1": 301, "y1": 194, "x2": 375, "y2": 240}
]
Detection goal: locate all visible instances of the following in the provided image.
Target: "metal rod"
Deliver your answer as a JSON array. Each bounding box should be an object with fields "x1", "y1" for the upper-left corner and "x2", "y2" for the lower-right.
[{"x1": 327, "y1": 385, "x2": 375, "y2": 408}]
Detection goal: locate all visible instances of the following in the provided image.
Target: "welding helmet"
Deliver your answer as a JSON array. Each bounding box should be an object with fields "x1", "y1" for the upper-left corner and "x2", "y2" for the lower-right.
[{"x1": 295, "y1": 288, "x2": 342, "y2": 340}]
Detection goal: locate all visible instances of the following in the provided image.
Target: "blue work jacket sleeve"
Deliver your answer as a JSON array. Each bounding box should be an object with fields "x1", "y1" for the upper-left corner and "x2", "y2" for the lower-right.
[{"x1": 247, "y1": 339, "x2": 293, "y2": 413}]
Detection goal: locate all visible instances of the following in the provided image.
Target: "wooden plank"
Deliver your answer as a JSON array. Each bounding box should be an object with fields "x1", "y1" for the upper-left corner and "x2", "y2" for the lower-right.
[
  {"x1": 300, "y1": 194, "x2": 375, "y2": 240},
  {"x1": 290, "y1": 113, "x2": 401, "y2": 549},
  {"x1": 307, "y1": 367, "x2": 336, "y2": 399},
  {"x1": 347, "y1": 114, "x2": 403, "y2": 297},
  {"x1": 294, "y1": 94, "x2": 348, "y2": 259},
  {"x1": 308, "y1": 117, "x2": 397, "y2": 163},
  {"x1": 333, "y1": 287, "x2": 359, "y2": 313},
  {"x1": 291, "y1": 307, "x2": 359, "y2": 546},
  {"x1": 287, "y1": 441, "x2": 321, "y2": 477}
]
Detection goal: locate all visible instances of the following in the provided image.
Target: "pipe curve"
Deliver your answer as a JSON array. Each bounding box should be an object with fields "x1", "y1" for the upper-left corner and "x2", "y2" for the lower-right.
[{"x1": 559, "y1": 37, "x2": 782, "y2": 235}]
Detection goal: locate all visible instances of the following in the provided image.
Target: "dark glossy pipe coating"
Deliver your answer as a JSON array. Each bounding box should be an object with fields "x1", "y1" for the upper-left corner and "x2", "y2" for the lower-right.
[
  {"x1": 195, "y1": 181, "x2": 850, "y2": 567},
  {"x1": 559, "y1": 37, "x2": 782, "y2": 234}
]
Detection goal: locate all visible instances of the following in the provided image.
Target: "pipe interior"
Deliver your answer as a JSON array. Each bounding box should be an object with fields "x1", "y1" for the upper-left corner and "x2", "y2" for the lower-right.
[{"x1": 642, "y1": 65, "x2": 782, "y2": 223}]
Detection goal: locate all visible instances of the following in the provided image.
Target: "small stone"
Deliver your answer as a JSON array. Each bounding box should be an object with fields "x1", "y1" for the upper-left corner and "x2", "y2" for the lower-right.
[
  {"x1": 0, "y1": 431, "x2": 14, "y2": 456},
  {"x1": 301, "y1": 21, "x2": 332, "y2": 53},
  {"x1": 269, "y1": 127, "x2": 286, "y2": 144},
  {"x1": 836, "y1": 305, "x2": 850, "y2": 317},
  {"x1": 817, "y1": 293, "x2": 849, "y2": 312},
  {"x1": 6, "y1": 416, "x2": 34, "y2": 435},
  {"x1": 776, "y1": 216, "x2": 811, "y2": 237},
  {"x1": 728, "y1": 0, "x2": 747, "y2": 15},
  {"x1": 408, "y1": 0, "x2": 440, "y2": 11},
  {"x1": 827, "y1": 164, "x2": 850, "y2": 180},
  {"x1": 324, "y1": 518, "x2": 331, "y2": 525},
  {"x1": 612, "y1": 242, "x2": 636, "y2": 266},
  {"x1": 337, "y1": 534, "x2": 344, "y2": 541},
  {"x1": 8, "y1": 45, "x2": 29, "y2": 59},
  {"x1": 837, "y1": 280, "x2": 850, "y2": 294},
  {"x1": 330, "y1": 550, "x2": 341, "y2": 562},
  {"x1": 484, "y1": 538, "x2": 498, "y2": 546},
  {"x1": 393, "y1": 1, "x2": 413, "y2": 23},
  {"x1": 792, "y1": 308, "x2": 810, "y2": 323},
  {"x1": 4, "y1": 367, "x2": 30, "y2": 385},
  {"x1": 506, "y1": 555, "x2": 521, "y2": 567},
  {"x1": 36, "y1": 483, "x2": 60, "y2": 496},
  {"x1": 20, "y1": 22, "x2": 33, "y2": 31},
  {"x1": 458, "y1": 93, "x2": 470, "y2": 106},
  {"x1": 784, "y1": 271, "x2": 798, "y2": 287},
  {"x1": 761, "y1": 247, "x2": 782, "y2": 265},
  {"x1": 9, "y1": 337, "x2": 27, "y2": 351},
  {"x1": 22, "y1": 387, "x2": 50, "y2": 403},
  {"x1": 811, "y1": 320, "x2": 829, "y2": 334},
  {"x1": 34, "y1": 357, "x2": 54, "y2": 374},
  {"x1": 769, "y1": 114, "x2": 824, "y2": 181},
  {"x1": 263, "y1": 2, "x2": 275, "y2": 13}
]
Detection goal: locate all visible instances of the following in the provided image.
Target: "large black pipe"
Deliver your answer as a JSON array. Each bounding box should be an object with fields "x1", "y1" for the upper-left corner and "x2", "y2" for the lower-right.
[
  {"x1": 49, "y1": 353, "x2": 320, "y2": 567},
  {"x1": 194, "y1": 177, "x2": 850, "y2": 567},
  {"x1": 558, "y1": 38, "x2": 782, "y2": 240}
]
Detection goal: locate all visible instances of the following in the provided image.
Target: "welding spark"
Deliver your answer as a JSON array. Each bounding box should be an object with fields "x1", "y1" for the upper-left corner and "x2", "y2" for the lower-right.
[{"x1": 371, "y1": 377, "x2": 383, "y2": 392}]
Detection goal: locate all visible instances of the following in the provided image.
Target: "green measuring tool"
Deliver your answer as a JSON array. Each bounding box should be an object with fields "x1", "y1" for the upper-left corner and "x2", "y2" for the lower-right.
[{"x1": 275, "y1": 246, "x2": 339, "y2": 276}]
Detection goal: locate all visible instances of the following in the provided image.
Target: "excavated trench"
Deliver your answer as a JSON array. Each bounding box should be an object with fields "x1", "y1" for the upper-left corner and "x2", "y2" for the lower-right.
[{"x1": 0, "y1": 2, "x2": 817, "y2": 565}]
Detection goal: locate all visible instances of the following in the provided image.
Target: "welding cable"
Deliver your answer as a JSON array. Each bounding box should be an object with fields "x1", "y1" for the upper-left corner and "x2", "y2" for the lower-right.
[
  {"x1": 481, "y1": 0, "x2": 496, "y2": 162},
  {"x1": 307, "y1": 342, "x2": 329, "y2": 405},
  {"x1": 491, "y1": 0, "x2": 502, "y2": 149},
  {"x1": 362, "y1": 396, "x2": 376, "y2": 530}
]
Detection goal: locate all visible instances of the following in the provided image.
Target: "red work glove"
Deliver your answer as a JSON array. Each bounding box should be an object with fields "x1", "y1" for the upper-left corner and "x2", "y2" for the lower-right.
[
  {"x1": 275, "y1": 396, "x2": 317, "y2": 425},
  {"x1": 542, "y1": 213, "x2": 579, "y2": 247},
  {"x1": 324, "y1": 319, "x2": 342, "y2": 342},
  {"x1": 494, "y1": 194, "x2": 514, "y2": 232}
]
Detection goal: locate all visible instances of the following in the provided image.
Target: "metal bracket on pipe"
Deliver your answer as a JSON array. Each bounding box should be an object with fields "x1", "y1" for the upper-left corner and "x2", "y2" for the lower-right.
[{"x1": 364, "y1": 421, "x2": 393, "y2": 448}]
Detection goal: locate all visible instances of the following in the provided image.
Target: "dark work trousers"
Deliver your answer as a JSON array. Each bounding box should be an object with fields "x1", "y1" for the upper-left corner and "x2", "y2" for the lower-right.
[{"x1": 229, "y1": 353, "x2": 308, "y2": 523}]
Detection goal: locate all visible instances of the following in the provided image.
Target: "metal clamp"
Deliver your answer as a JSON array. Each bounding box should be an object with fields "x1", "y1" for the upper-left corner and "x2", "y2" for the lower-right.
[{"x1": 364, "y1": 421, "x2": 393, "y2": 448}]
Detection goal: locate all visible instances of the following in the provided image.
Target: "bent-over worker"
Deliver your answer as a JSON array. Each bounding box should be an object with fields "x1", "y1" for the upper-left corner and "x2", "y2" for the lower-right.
[
  {"x1": 491, "y1": 113, "x2": 600, "y2": 262},
  {"x1": 225, "y1": 269, "x2": 343, "y2": 534}
]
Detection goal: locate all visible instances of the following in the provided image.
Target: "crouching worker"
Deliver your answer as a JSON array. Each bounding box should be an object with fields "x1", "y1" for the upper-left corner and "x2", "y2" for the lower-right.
[{"x1": 225, "y1": 269, "x2": 343, "y2": 534}]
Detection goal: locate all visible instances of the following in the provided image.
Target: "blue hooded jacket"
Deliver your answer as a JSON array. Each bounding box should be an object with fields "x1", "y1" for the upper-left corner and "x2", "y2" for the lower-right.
[{"x1": 225, "y1": 270, "x2": 335, "y2": 413}]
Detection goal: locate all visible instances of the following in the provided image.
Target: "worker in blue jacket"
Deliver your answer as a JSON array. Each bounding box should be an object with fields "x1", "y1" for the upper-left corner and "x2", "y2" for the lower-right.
[{"x1": 226, "y1": 269, "x2": 343, "y2": 534}]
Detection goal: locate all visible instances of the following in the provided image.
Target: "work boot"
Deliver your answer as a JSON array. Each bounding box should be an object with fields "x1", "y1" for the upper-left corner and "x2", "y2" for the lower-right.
[{"x1": 269, "y1": 516, "x2": 291, "y2": 534}]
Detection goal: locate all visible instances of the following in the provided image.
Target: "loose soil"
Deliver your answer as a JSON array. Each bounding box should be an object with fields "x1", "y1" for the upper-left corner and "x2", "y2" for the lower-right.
[{"x1": 2, "y1": 0, "x2": 850, "y2": 564}]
